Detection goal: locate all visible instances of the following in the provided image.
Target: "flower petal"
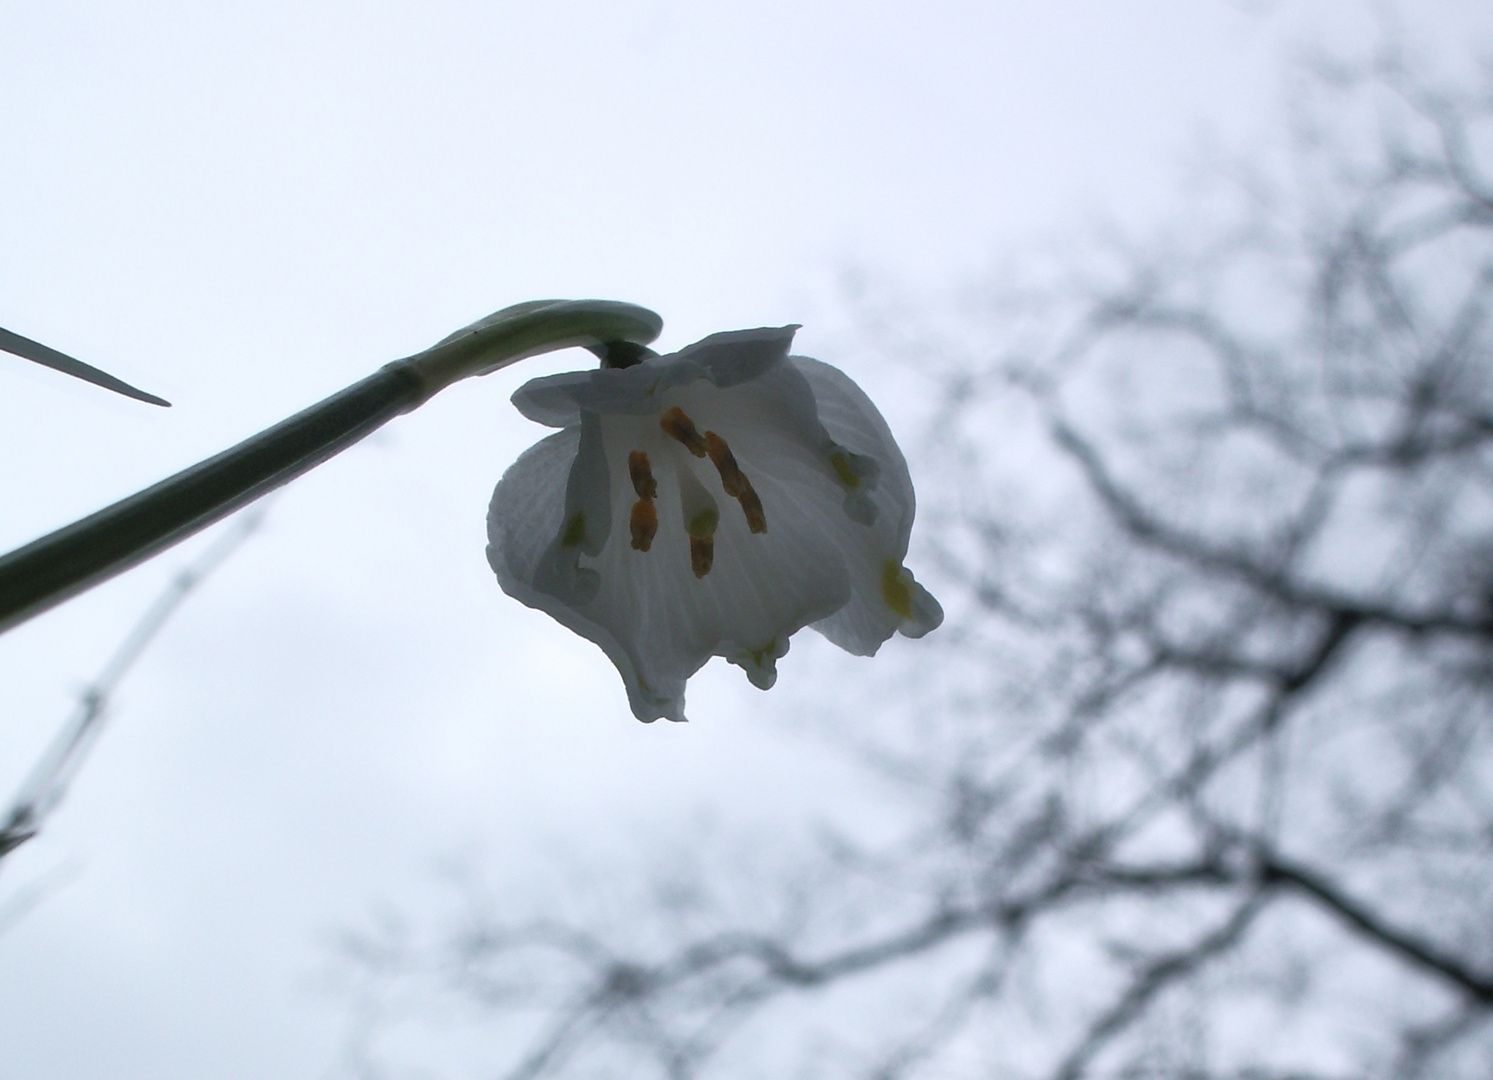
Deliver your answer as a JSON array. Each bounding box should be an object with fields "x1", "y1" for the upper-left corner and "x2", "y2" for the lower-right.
[
  {"x1": 493, "y1": 328, "x2": 941, "y2": 723},
  {"x1": 489, "y1": 418, "x2": 858, "y2": 722},
  {"x1": 488, "y1": 426, "x2": 687, "y2": 722},
  {"x1": 673, "y1": 325, "x2": 798, "y2": 387},
  {"x1": 560, "y1": 414, "x2": 854, "y2": 721},
  {"x1": 510, "y1": 370, "x2": 592, "y2": 428},
  {"x1": 722, "y1": 633, "x2": 790, "y2": 690},
  {"x1": 620, "y1": 353, "x2": 940, "y2": 655},
  {"x1": 510, "y1": 326, "x2": 801, "y2": 430},
  {"x1": 789, "y1": 357, "x2": 945, "y2": 652}
]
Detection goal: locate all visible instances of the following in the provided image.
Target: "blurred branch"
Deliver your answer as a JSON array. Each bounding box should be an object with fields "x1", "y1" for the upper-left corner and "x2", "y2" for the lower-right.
[
  {"x1": 1385, "y1": 68, "x2": 1493, "y2": 215},
  {"x1": 1050, "y1": 419, "x2": 1491, "y2": 639},
  {"x1": 1051, "y1": 896, "x2": 1267, "y2": 1080},
  {"x1": 1259, "y1": 850, "x2": 1493, "y2": 1004},
  {"x1": 0, "y1": 859, "x2": 79, "y2": 935}
]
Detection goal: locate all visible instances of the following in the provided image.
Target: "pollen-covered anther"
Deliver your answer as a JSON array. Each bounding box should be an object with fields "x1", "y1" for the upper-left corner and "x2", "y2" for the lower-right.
[
  {"x1": 704, "y1": 432, "x2": 745, "y2": 497},
  {"x1": 627, "y1": 450, "x2": 659, "y2": 551},
  {"x1": 628, "y1": 450, "x2": 658, "y2": 499},
  {"x1": 660, "y1": 406, "x2": 708, "y2": 457},
  {"x1": 690, "y1": 536, "x2": 714, "y2": 578},
  {"x1": 630, "y1": 499, "x2": 658, "y2": 551},
  {"x1": 705, "y1": 431, "x2": 767, "y2": 533},
  {"x1": 737, "y1": 484, "x2": 767, "y2": 534}
]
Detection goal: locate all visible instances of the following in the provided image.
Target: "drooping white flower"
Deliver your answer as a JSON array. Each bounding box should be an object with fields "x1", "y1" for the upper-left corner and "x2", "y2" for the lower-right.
[{"x1": 487, "y1": 325, "x2": 941, "y2": 722}]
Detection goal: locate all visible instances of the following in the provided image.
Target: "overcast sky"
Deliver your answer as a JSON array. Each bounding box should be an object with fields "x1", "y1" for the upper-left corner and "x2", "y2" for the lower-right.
[{"x1": 2, "y1": 2, "x2": 1490, "y2": 1077}]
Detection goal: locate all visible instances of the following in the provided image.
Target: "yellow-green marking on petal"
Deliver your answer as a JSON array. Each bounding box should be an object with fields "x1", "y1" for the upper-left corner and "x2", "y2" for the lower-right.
[
  {"x1": 560, "y1": 512, "x2": 588, "y2": 548},
  {"x1": 687, "y1": 507, "x2": 719, "y2": 539},
  {"x1": 881, "y1": 559, "x2": 913, "y2": 619},
  {"x1": 830, "y1": 450, "x2": 861, "y2": 488}
]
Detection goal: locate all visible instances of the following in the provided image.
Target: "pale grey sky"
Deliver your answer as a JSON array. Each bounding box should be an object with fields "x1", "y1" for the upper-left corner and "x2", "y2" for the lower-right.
[{"x1": 1, "y1": 2, "x2": 1489, "y2": 1077}]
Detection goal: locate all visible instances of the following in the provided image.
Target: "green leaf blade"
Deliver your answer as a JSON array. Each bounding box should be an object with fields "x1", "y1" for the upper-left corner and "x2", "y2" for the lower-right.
[{"x1": 0, "y1": 326, "x2": 170, "y2": 407}]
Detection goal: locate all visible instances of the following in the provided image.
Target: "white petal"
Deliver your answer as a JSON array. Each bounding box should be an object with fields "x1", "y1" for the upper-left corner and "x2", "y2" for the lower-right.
[
  {"x1": 632, "y1": 356, "x2": 930, "y2": 655},
  {"x1": 789, "y1": 357, "x2": 944, "y2": 652},
  {"x1": 512, "y1": 360, "x2": 676, "y2": 427},
  {"x1": 510, "y1": 370, "x2": 591, "y2": 427},
  {"x1": 674, "y1": 325, "x2": 798, "y2": 387},
  {"x1": 571, "y1": 415, "x2": 854, "y2": 720},
  {"x1": 488, "y1": 429, "x2": 574, "y2": 595},
  {"x1": 489, "y1": 414, "x2": 859, "y2": 722},
  {"x1": 722, "y1": 633, "x2": 790, "y2": 690},
  {"x1": 488, "y1": 427, "x2": 682, "y2": 722},
  {"x1": 899, "y1": 571, "x2": 944, "y2": 638},
  {"x1": 510, "y1": 326, "x2": 799, "y2": 429}
]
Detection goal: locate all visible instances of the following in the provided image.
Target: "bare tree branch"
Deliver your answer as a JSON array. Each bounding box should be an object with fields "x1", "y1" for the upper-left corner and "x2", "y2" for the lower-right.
[
  {"x1": 1051, "y1": 896, "x2": 1268, "y2": 1080},
  {"x1": 1260, "y1": 851, "x2": 1493, "y2": 1005}
]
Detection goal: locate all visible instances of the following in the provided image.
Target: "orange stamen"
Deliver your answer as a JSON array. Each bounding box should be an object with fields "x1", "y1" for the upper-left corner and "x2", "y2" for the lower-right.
[
  {"x1": 630, "y1": 499, "x2": 658, "y2": 551},
  {"x1": 704, "y1": 430, "x2": 767, "y2": 533},
  {"x1": 737, "y1": 484, "x2": 766, "y2": 534},
  {"x1": 628, "y1": 450, "x2": 657, "y2": 499},
  {"x1": 660, "y1": 406, "x2": 708, "y2": 457},
  {"x1": 705, "y1": 431, "x2": 746, "y2": 497}
]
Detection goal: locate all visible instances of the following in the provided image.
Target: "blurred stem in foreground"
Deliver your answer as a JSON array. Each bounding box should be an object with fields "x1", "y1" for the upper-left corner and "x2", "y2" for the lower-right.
[
  {"x1": 0, "y1": 299, "x2": 662, "y2": 636},
  {"x1": 0, "y1": 508, "x2": 264, "y2": 864}
]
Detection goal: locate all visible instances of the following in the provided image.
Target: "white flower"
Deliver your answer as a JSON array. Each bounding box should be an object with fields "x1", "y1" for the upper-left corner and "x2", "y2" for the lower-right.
[{"x1": 486, "y1": 325, "x2": 942, "y2": 722}]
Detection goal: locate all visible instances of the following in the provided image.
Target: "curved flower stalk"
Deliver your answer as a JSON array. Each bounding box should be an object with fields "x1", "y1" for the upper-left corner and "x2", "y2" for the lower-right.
[
  {"x1": 487, "y1": 325, "x2": 942, "y2": 722},
  {"x1": 0, "y1": 300, "x2": 662, "y2": 634}
]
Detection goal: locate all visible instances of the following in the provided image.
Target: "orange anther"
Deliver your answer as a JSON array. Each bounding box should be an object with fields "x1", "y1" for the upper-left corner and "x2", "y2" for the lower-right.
[
  {"x1": 737, "y1": 482, "x2": 767, "y2": 534},
  {"x1": 704, "y1": 430, "x2": 766, "y2": 532},
  {"x1": 705, "y1": 431, "x2": 746, "y2": 497},
  {"x1": 628, "y1": 450, "x2": 657, "y2": 499},
  {"x1": 630, "y1": 499, "x2": 658, "y2": 552},
  {"x1": 660, "y1": 406, "x2": 708, "y2": 457}
]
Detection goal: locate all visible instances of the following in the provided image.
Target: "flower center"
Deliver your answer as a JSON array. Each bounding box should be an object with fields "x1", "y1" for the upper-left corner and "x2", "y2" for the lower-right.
[
  {"x1": 625, "y1": 405, "x2": 771, "y2": 579},
  {"x1": 660, "y1": 406, "x2": 767, "y2": 536}
]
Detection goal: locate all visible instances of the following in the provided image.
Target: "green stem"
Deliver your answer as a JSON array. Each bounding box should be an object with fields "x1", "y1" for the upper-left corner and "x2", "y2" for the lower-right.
[{"x1": 0, "y1": 299, "x2": 662, "y2": 635}]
